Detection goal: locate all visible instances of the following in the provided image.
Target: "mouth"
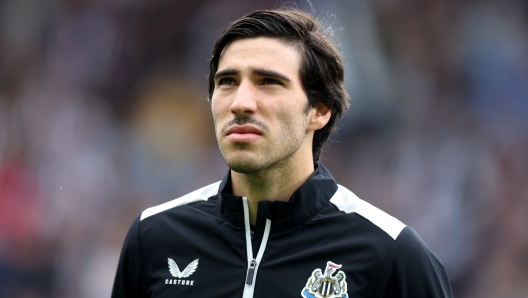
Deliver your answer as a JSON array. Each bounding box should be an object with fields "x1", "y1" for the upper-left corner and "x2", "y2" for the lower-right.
[{"x1": 225, "y1": 125, "x2": 263, "y2": 142}]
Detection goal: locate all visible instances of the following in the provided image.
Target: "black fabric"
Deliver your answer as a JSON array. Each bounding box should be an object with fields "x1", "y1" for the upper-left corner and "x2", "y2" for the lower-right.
[
  {"x1": 112, "y1": 163, "x2": 453, "y2": 298},
  {"x1": 112, "y1": 217, "x2": 145, "y2": 298},
  {"x1": 376, "y1": 227, "x2": 453, "y2": 298}
]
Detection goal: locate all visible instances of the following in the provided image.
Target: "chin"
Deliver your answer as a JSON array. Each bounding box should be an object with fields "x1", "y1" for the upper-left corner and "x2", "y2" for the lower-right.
[
  {"x1": 225, "y1": 158, "x2": 267, "y2": 174},
  {"x1": 220, "y1": 146, "x2": 263, "y2": 173},
  {"x1": 221, "y1": 151, "x2": 271, "y2": 174}
]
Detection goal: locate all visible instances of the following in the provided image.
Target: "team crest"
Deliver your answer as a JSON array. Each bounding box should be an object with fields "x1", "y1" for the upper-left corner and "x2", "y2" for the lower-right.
[{"x1": 301, "y1": 261, "x2": 348, "y2": 298}]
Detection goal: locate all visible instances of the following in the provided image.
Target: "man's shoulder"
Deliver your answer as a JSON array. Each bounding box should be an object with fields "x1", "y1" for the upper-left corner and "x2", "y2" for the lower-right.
[
  {"x1": 329, "y1": 184, "x2": 406, "y2": 240},
  {"x1": 140, "y1": 181, "x2": 221, "y2": 221}
]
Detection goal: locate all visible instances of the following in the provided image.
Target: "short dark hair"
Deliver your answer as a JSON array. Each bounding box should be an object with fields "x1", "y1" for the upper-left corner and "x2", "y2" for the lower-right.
[{"x1": 208, "y1": 8, "x2": 349, "y2": 163}]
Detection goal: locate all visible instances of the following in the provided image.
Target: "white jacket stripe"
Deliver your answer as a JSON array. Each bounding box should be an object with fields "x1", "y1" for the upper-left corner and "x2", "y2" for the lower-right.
[
  {"x1": 330, "y1": 185, "x2": 406, "y2": 240},
  {"x1": 140, "y1": 181, "x2": 221, "y2": 221}
]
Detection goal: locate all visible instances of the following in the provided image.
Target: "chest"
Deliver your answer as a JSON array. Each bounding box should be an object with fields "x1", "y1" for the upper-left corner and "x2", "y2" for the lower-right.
[{"x1": 140, "y1": 224, "x2": 384, "y2": 298}]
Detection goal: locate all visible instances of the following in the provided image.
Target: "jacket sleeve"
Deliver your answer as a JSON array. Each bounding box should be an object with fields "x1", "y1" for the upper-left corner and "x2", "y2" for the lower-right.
[
  {"x1": 375, "y1": 226, "x2": 453, "y2": 298},
  {"x1": 111, "y1": 215, "x2": 147, "y2": 298}
]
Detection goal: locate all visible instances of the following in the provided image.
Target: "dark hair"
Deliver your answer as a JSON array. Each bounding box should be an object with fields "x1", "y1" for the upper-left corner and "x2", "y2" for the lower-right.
[{"x1": 208, "y1": 8, "x2": 349, "y2": 163}]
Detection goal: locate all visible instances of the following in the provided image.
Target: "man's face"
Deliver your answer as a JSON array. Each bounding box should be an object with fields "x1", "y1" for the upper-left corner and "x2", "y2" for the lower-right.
[{"x1": 211, "y1": 37, "x2": 312, "y2": 174}]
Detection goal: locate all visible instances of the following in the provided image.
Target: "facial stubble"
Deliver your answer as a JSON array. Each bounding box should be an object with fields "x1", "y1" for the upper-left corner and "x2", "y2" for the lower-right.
[{"x1": 215, "y1": 111, "x2": 310, "y2": 176}]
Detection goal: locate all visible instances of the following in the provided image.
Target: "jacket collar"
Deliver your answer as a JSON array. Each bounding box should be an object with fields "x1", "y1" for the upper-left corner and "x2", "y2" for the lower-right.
[{"x1": 217, "y1": 163, "x2": 338, "y2": 230}]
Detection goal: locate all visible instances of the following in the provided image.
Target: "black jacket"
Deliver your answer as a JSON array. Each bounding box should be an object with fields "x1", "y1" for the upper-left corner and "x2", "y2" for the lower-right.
[{"x1": 112, "y1": 164, "x2": 453, "y2": 298}]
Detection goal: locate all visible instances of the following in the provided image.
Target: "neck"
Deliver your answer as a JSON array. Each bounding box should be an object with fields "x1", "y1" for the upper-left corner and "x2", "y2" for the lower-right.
[{"x1": 231, "y1": 156, "x2": 315, "y2": 225}]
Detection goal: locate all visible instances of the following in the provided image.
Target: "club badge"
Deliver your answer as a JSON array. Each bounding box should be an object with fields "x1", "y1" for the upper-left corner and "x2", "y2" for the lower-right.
[{"x1": 301, "y1": 261, "x2": 348, "y2": 298}]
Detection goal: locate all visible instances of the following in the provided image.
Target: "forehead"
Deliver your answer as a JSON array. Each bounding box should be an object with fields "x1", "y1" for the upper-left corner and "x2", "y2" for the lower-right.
[{"x1": 217, "y1": 37, "x2": 302, "y2": 78}]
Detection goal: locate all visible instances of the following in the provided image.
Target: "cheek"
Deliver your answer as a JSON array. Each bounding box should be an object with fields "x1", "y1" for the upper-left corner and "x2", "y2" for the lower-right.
[
  {"x1": 211, "y1": 99, "x2": 232, "y2": 136},
  {"x1": 210, "y1": 99, "x2": 224, "y2": 122},
  {"x1": 211, "y1": 94, "x2": 232, "y2": 114},
  {"x1": 278, "y1": 102, "x2": 308, "y2": 125},
  {"x1": 276, "y1": 112, "x2": 299, "y2": 132}
]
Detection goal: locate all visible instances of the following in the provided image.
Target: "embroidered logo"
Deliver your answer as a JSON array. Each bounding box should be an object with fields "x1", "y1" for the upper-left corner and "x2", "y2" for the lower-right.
[
  {"x1": 301, "y1": 261, "x2": 348, "y2": 298},
  {"x1": 165, "y1": 258, "x2": 198, "y2": 286}
]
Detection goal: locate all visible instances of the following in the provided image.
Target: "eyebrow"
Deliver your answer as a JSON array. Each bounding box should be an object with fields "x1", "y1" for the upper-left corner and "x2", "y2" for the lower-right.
[
  {"x1": 252, "y1": 69, "x2": 292, "y2": 83},
  {"x1": 214, "y1": 68, "x2": 292, "y2": 83},
  {"x1": 214, "y1": 68, "x2": 238, "y2": 81}
]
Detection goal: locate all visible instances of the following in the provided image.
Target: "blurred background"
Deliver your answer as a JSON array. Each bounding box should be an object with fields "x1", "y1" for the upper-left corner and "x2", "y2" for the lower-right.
[{"x1": 0, "y1": 0, "x2": 527, "y2": 297}]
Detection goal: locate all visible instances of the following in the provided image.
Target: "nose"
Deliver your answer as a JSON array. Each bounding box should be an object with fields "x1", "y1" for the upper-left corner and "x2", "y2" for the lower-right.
[{"x1": 230, "y1": 81, "x2": 257, "y2": 117}]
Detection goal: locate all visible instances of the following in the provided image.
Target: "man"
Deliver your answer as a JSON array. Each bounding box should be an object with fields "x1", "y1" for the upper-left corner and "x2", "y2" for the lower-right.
[{"x1": 112, "y1": 8, "x2": 453, "y2": 298}]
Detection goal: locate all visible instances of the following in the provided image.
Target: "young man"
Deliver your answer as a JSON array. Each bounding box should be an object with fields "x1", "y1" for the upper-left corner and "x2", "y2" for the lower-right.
[{"x1": 112, "y1": 8, "x2": 453, "y2": 298}]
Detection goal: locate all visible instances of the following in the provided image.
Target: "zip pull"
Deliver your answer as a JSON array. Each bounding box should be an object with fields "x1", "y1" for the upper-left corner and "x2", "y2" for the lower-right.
[{"x1": 245, "y1": 259, "x2": 257, "y2": 285}]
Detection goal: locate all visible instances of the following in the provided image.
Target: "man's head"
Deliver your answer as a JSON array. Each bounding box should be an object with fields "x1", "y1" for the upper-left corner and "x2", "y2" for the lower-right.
[{"x1": 209, "y1": 8, "x2": 349, "y2": 169}]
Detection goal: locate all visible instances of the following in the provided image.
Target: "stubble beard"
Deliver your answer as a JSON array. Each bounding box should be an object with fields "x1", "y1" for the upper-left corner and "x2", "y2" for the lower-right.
[{"x1": 216, "y1": 113, "x2": 309, "y2": 176}]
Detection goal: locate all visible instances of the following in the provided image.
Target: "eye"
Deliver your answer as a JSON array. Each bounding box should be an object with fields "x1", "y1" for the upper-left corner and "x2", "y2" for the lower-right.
[
  {"x1": 262, "y1": 78, "x2": 282, "y2": 85},
  {"x1": 218, "y1": 78, "x2": 236, "y2": 86}
]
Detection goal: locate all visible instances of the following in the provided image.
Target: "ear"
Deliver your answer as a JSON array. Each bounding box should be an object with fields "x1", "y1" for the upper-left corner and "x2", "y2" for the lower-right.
[{"x1": 306, "y1": 103, "x2": 331, "y2": 132}]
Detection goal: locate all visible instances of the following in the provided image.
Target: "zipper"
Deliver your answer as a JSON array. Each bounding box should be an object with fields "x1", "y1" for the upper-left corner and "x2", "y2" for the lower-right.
[
  {"x1": 242, "y1": 197, "x2": 271, "y2": 298},
  {"x1": 245, "y1": 259, "x2": 256, "y2": 285}
]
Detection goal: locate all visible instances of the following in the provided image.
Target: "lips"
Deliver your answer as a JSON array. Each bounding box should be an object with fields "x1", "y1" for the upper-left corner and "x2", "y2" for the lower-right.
[
  {"x1": 225, "y1": 125, "x2": 262, "y2": 142},
  {"x1": 226, "y1": 126, "x2": 262, "y2": 135}
]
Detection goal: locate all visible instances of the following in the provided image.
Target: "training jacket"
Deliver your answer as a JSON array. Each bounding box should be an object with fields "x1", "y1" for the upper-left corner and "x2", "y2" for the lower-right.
[{"x1": 112, "y1": 163, "x2": 453, "y2": 298}]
